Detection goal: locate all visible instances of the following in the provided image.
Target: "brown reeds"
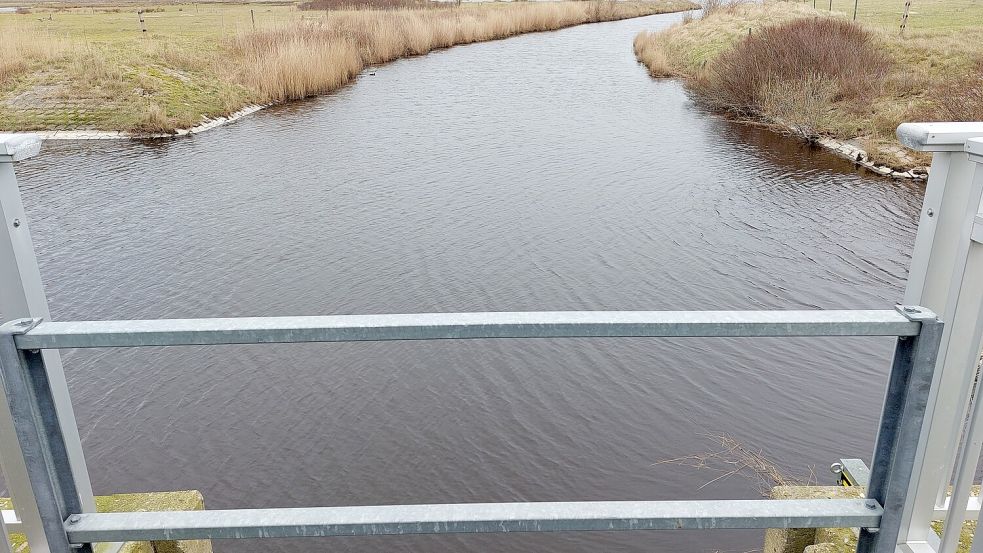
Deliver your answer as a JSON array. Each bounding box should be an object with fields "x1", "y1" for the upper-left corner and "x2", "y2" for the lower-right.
[{"x1": 229, "y1": 2, "x2": 689, "y2": 103}]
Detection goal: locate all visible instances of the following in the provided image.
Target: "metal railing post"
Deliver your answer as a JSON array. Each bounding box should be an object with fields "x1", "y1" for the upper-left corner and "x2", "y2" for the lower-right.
[
  {"x1": 0, "y1": 512, "x2": 11, "y2": 553},
  {"x1": 895, "y1": 123, "x2": 983, "y2": 553},
  {"x1": 0, "y1": 134, "x2": 95, "y2": 553},
  {"x1": 0, "y1": 320, "x2": 91, "y2": 553},
  {"x1": 938, "y1": 139, "x2": 983, "y2": 553},
  {"x1": 858, "y1": 305, "x2": 944, "y2": 553}
]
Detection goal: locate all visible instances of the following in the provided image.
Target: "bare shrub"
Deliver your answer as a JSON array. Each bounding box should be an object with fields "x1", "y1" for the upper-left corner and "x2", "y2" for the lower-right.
[
  {"x1": 690, "y1": 17, "x2": 891, "y2": 126},
  {"x1": 700, "y1": 0, "x2": 724, "y2": 17}
]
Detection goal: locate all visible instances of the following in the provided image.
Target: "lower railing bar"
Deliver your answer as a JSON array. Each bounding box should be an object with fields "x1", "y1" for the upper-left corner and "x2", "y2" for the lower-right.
[
  {"x1": 64, "y1": 499, "x2": 883, "y2": 543},
  {"x1": 934, "y1": 496, "x2": 983, "y2": 520},
  {"x1": 14, "y1": 309, "x2": 921, "y2": 350}
]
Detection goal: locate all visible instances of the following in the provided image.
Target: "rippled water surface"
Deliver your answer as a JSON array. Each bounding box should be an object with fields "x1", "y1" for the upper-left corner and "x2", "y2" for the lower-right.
[{"x1": 10, "y1": 10, "x2": 924, "y2": 553}]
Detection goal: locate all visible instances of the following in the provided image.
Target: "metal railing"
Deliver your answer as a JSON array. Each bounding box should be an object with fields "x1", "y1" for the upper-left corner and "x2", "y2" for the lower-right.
[
  {"x1": 0, "y1": 307, "x2": 943, "y2": 553},
  {"x1": 3, "y1": 124, "x2": 983, "y2": 553},
  {"x1": 894, "y1": 124, "x2": 983, "y2": 553}
]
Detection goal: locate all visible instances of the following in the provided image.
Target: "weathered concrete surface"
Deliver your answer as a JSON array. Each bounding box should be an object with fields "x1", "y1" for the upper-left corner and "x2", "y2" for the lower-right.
[
  {"x1": 766, "y1": 485, "x2": 978, "y2": 553},
  {"x1": 3, "y1": 491, "x2": 212, "y2": 553},
  {"x1": 764, "y1": 486, "x2": 864, "y2": 553}
]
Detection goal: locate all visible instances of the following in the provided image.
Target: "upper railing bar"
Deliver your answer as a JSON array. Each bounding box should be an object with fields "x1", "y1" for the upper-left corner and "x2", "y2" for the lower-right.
[
  {"x1": 64, "y1": 499, "x2": 884, "y2": 543},
  {"x1": 12, "y1": 310, "x2": 923, "y2": 350}
]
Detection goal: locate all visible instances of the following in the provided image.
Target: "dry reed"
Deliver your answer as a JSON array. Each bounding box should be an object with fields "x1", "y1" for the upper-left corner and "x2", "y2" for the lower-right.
[
  {"x1": 229, "y1": 2, "x2": 685, "y2": 104},
  {"x1": 0, "y1": 27, "x2": 71, "y2": 86},
  {"x1": 655, "y1": 433, "x2": 815, "y2": 495},
  {"x1": 0, "y1": 0, "x2": 692, "y2": 132}
]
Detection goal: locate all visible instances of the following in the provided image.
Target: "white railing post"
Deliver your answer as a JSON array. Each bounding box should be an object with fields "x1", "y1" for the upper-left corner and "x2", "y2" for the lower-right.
[
  {"x1": 896, "y1": 122, "x2": 983, "y2": 553},
  {"x1": 0, "y1": 509, "x2": 11, "y2": 553},
  {"x1": 0, "y1": 134, "x2": 96, "y2": 553}
]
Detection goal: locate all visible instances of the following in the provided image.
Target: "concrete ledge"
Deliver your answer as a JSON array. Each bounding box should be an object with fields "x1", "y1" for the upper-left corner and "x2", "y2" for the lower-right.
[
  {"x1": 3, "y1": 491, "x2": 213, "y2": 553},
  {"x1": 766, "y1": 485, "x2": 979, "y2": 553},
  {"x1": 764, "y1": 486, "x2": 864, "y2": 553}
]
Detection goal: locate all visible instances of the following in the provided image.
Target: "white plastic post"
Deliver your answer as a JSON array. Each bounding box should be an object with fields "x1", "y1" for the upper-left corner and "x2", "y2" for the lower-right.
[
  {"x1": 936, "y1": 138, "x2": 983, "y2": 553},
  {"x1": 896, "y1": 122, "x2": 983, "y2": 553},
  {"x1": 0, "y1": 510, "x2": 11, "y2": 553},
  {"x1": 0, "y1": 134, "x2": 96, "y2": 553}
]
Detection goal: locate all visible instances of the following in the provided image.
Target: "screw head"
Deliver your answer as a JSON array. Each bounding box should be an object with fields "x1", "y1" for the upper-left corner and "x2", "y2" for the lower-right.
[
  {"x1": 68, "y1": 515, "x2": 81, "y2": 524},
  {"x1": 903, "y1": 307, "x2": 920, "y2": 314},
  {"x1": 926, "y1": 208, "x2": 935, "y2": 217},
  {"x1": 11, "y1": 218, "x2": 20, "y2": 228},
  {"x1": 865, "y1": 499, "x2": 879, "y2": 510}
]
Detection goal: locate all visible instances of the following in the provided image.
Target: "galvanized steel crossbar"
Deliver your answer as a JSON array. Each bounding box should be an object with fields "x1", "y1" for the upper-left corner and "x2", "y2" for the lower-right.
[
  {"x1": 0, "y1": 306, "x2": 944, "y2": 553},
  {"x1": 64, "y1": 499, "x2": 883, "y2": 542},
  {"x1": 13, "y1": 309, "x2": 921, "y2": 350}
]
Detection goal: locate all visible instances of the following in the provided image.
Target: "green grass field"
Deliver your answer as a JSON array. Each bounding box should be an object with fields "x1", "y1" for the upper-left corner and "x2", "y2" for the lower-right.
[
  {"x1": 802, "y1": 0, "x2": 983, "y2": 32},
  {"x1": 3, "y1": 2, "x2": 325, "y2": 42}
]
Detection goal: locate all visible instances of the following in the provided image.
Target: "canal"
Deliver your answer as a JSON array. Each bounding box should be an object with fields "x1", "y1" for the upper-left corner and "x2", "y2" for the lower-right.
[{"x1": 11, "y1": 9, "x2": 924, "y2": 553}]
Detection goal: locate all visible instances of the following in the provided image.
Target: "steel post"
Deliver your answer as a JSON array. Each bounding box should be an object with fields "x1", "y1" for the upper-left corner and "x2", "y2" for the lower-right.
[
  {"x1": 0, "y1": 135, "x2": 95, "y2": 553},
  {"x1": 0, "y1": 320, "x2": 91, "y2": 553},
  {"x1": 857, "y1": 306, "x2": 944, "y2": 553}
]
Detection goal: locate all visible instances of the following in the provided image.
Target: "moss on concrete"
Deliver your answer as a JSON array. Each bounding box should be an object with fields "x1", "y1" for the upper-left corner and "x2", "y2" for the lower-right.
[
  {"x1": 768, "y1": 486, "x2": 978, "y2": 553},
  {"x1": 4, "y1": 491, "x2": 210, "y2": 553}
]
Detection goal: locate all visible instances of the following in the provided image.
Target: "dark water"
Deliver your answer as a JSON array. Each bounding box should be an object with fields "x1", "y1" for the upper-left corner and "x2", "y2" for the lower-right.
[{"x1": 10, "y1": 10, "x2": 924, "y2": 553}]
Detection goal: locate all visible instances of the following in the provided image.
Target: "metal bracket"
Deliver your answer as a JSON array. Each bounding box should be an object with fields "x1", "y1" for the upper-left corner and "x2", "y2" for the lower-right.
[
  {"x1": 895, "y1": 306, "x2": 938, "y2": 322},
  {"x1": 1, "y1": 318, "x2": 43, "y2": 336},
  {"x1": 839, "y1": 459, "x2": 871, "y2": 488}
]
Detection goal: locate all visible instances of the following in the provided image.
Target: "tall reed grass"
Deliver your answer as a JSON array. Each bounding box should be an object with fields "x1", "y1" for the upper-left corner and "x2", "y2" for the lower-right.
[
  {"x1": 229, "y1": 2, "x2": 686, "y2": 103},
  {"x1": 0, "y1": 1, "x2": 692, "y2": 132},
  {"x1": 0, "y1": 28, "x2": 71, "y2": 86}
]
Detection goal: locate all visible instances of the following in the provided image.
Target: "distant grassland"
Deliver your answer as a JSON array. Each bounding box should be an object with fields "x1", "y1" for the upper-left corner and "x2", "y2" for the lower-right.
[
  {"x1": 0, "y1": 0, "x2": 696, "y2": 133},
  {"x1": 633, "y1": 0, "x2": 983, "y2": 170}
]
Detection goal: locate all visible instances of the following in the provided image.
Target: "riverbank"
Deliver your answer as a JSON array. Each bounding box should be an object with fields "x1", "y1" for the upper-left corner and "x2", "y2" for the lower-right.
[
  {"x1": 0, "y1": 0, "x2": 696, "y2": 136},
  {"x1": 633, "y1": 0, "x2": 983, "y2": 176}
]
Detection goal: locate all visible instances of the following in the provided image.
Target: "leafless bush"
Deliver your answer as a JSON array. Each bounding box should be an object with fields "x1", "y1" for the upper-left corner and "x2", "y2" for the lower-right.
[
  {"x1": 700, "y1": 0, "x2": 724, "y2": 17},
  {"x1": 654, "y1": 433, "x2": 816, "y2": 495},
  {"x1": 691, "y1": 17, "x2": 891, "y2": 122}
]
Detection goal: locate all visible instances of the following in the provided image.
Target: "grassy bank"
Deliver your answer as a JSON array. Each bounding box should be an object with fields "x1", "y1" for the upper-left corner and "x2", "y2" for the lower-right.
[
  {"x1": 633, "y1": 0, "x2": 983, "y2": 171},
  {"x1": 0, "y1": 0, "x2": 695, "y2": 134}
]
